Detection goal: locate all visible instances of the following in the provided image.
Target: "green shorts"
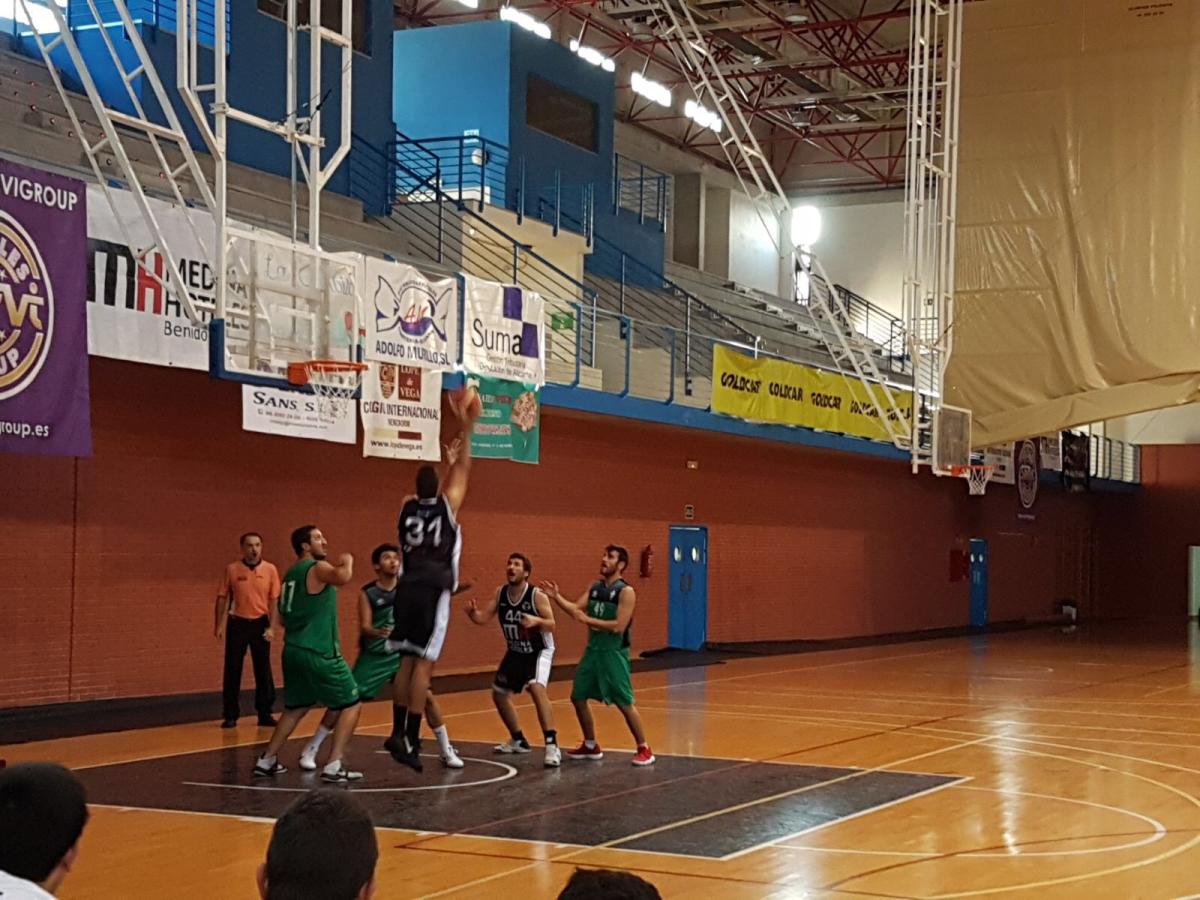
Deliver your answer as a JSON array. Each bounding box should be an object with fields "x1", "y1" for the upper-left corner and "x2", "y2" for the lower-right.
[
  {"x1": 352, "y1": 650, "x2": 401, "y2": 701},
  {"x1": 282, "y1": 645, "x2": 360, "y2": 711},
  {"x1": 571, "y1": 647, "x2": 634, "y2": 706}
]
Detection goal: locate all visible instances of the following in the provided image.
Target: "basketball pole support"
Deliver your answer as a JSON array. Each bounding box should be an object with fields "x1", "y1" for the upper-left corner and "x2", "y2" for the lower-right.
[
  {"x1": 649, "y1": 0, "x2": 913, "y2": 452},
  {"x1": 16, "y1": 1, "x2": 354, "y2": 353},
  {"x1": 902, "y1": 0, "x2": 965, "y2": 474}
]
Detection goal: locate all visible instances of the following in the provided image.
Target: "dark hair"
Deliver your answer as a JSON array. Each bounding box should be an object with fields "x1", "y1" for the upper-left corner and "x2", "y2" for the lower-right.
[
  {"x1": 264, "y1": 790, "x2": 378, "y2": 900},
  {"x1": 416, "y1": 465, "x2": 439, "y2": 500},
  {"x1": 372, "y1": 543, "x2": 400, "y2": 567},
  {"x1": 557, "y1": 868, "x2": 661, "y2": 900},
  {"x1": 0, "y1": 763, "x2": 89, "y2": 883},
  {"x1": 605, "y1": 545, "x2": 630, "y2": 572},
  {"x1": 508, "y1": 552, "x2": 532, "y2": 575},
  {"x1": 240, "y1": 531, "x2": 263, "y2": 546},
  {"x1": 290, "y1": 525, "x2": 318, "y2": 557}
]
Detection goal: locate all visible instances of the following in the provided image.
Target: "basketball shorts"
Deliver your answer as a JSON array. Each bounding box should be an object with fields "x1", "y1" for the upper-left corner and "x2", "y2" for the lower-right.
[
  {"x1": 571, "y1": 647, "x2": 634, "y2": 707},
  {"x1": 386, "y1": 571, "x2": 452, "y2": 662},
  {"x1": 493, "y1": 648, "x2": 554, "y2": 694},
  {"x1": 352, "y1": 649, "x2": 401, "y2": 701},
  {"x1": 282, "y1": 645, "x2": 360, "y2": 711}
]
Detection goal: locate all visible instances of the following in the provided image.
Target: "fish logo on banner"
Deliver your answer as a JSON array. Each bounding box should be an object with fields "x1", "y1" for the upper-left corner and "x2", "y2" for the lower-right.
[
  {"x1": 365, "y1": 258, "x2": 457, "y2": 372},
  {"x1": 463, "y1": 276, "x2": 544, "y2": 386}
]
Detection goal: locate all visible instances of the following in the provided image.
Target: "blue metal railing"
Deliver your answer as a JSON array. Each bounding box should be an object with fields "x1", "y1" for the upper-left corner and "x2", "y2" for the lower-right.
[{"x1": 613, "y1": 153, "x2": 669, "y2": 231}]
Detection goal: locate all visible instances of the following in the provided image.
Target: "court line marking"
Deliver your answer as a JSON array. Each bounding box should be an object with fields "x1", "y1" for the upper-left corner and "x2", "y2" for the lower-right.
[
  {"x1": 180, "y1": 755, "x2": 517, "y2": 793},
  {"x1": 717, "y1": 776, "x2": 971, "y2": 861},
  {"x1": 411, "y1": 735, "x2": 992, "y2": 899},
  {"x1": 777, "y1": 783, "x2": 1166, "y2": 859}
]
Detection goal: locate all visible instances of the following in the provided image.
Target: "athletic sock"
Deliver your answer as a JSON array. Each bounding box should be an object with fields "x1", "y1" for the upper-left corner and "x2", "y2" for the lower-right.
[
  {"x1": 433, "y1": 724, "x2": 452, "y2": 755},
  {"x1": 510, "y1": 729, "x2": 527, "y2": 745},
  {"x1": 583, "y1": 739, "x2": 597, "y2": 749},
  {"x1": 404, "y1": 711, "x2": 423, "y2": 748},
  {"x1": 544, "y1": 730, "x2": 558, "y2": 746},
  {"x1": 391, "y1": 704, "x2": 407, "y2": 740},
  {"x1": 257, "y1": 753, "x2": 277, "y2": 766},
  {"x1": 303, "y1": 725, "x2": 331, "y2": 758}
]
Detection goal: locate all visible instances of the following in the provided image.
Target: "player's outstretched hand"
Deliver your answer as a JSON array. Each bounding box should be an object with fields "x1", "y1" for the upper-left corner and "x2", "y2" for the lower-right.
[
  {"x1": 539, "y1": 580, "x2": 560, "y2": 601},
  {"x1": 465, "y1": 598, "x2": 479, "y2": 621},
  {"x1": 338, "y1": 553, "x2": 353, "y2": 567},
  {"x1": 569, "y1": 606, "x2": 588, "y2": 624},
  {"x1": 444, "y1": 437, "x2": 461, "y2": 466}
]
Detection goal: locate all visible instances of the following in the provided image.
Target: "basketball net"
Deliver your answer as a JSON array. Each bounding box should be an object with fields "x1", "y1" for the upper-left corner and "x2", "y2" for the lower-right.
[
  {"x1": 292, "y1": 361, "x2": 365, "y2": 422},
  {"x1": 952, "y1": 464, "x2": 994, "y2": 496}
]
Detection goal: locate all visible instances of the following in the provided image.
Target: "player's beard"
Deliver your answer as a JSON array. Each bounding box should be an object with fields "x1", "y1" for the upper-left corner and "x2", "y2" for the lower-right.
[{"x1": 312, "y1": 550, "x2": 328, "y2": 561}]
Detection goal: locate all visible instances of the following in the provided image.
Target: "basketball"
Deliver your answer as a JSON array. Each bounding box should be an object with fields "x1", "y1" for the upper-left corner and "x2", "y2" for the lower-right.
[{"x1": 450, "y1": 384, "x2": 483, "y2": 421}]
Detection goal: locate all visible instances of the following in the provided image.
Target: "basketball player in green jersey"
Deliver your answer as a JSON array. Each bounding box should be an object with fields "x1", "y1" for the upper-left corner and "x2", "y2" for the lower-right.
[
  {"x1": 298, "y1": 543, "x2": 468, "y2": 770},
  {"x1": 253, "y1": 525, "x2": 363, "y2": 783},
  {"x1": 544, "y1": 545, "x2": 655, "y2": 766}
]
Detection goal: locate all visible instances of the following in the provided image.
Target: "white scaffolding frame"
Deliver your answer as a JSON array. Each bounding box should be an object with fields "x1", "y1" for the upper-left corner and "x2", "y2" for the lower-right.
[
  {"x1": 651, "y1": 0, "x2": 913, "y2": 451},
  {"x1": 16, "y1": 0, "x2": 357, "y2": 379},
  {"x1": 902, "y1": 0, "x2": 965, "y2": 473}
]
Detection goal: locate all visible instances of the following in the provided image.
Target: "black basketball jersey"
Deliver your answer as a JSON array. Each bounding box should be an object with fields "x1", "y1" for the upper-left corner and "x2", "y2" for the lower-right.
[
  {"x1": 398, "y1": 495, "x2": 461, "y2": 584},
  {"x1": 497, "y1": 584, "x2": 553, "y2": 655}
]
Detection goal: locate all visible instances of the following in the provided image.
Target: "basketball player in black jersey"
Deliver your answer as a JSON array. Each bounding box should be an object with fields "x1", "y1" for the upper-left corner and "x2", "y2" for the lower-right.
[
  {"x1": 466, "y1": 552, "x2": 560, "y2": 767},
  {"x1": 385, "y1": 402, "x2": 478, "y2": 771}
]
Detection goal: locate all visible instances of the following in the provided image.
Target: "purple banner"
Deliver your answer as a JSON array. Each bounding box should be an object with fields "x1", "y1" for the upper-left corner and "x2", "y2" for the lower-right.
[{"x1": 0, "y1": 160, "x2": 91, "y2": 456}]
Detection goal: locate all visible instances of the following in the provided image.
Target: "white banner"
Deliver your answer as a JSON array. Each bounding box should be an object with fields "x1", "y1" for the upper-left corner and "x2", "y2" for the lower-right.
[
  {"x1": 1039, "y1": 434, "x2": 1063, "y2": 471},
  {"x1": 364, "y1": 259, "x2": 457, "y2": 372},
  {"x1": 981, "y1": 444, "x2": 1016, "y2": 484},
  {"x1": 86, "y1": 185, "x2": 216, "y2": 370},
  {"x1": 360, "y1": 363, "x2": 442, "y2": 460},
  {"x1": 241, "y1": 385, "x2": 356, "y2": 444},
  {"x1": 463, "y1": 276, "x2": 544, "y2": 385}
]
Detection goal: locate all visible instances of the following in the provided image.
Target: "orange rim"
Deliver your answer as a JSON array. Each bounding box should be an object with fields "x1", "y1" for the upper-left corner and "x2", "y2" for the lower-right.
[{"x1": 287, "y1": 360, "x2": 367, "y2": 386}]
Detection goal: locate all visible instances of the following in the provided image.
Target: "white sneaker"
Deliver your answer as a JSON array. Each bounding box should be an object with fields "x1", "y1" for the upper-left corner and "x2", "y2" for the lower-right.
[
  {"x1": 299, "y1": 750, "x2": 318, "y2": 772},
  {"x1": 494, "y1": 738, "x2": 532, "y2": 754},
  {"x1": 441, "y1": 745, "x2": 465, "y2": 769},
  {"x1": 543, "y1": 743, "x2": 561, "y2": 768}
]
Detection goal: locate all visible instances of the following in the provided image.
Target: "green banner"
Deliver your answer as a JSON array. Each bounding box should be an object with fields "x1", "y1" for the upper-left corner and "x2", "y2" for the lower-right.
[{"x1": 468, "y1": 376, "x2": 541, "y2": 464}]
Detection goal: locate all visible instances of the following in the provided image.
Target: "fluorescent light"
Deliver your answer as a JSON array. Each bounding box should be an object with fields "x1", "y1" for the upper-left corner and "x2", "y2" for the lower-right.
[
  {"x1": 791, "y1": 205, "x2": 822, "y2": 248},
  {"x1": 500, "y1": 6, "x2": 551, "y2": 39},
  {"x1": 569, "y1": 39, "x2": 615, "y2": 72},
  {"x1": 631, "y1": 71, "x2": 672, "y2": 108},
  {"x1": 685, "y1": 99, "x2": 723, "y2": 132}
]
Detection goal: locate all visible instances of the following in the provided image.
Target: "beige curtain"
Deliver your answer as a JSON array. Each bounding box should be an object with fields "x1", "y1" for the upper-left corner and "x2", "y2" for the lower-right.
[{"x1": 945, "y1": 0, "x2": 1200, "y2": 446}]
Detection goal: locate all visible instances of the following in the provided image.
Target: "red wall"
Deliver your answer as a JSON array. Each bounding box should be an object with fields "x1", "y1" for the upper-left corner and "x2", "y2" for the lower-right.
[
  {"x1": 1096, "y1": 444, "x2": 1200, "y2": 619},
  {"x1": 0, "y1": 360, "x2": 1113, "y2": 708}
]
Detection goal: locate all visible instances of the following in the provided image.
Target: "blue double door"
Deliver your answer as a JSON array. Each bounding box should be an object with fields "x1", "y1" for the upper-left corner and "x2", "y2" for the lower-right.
[{"x1": 668, "y1": 526, "x2": 709, "y2": 651}]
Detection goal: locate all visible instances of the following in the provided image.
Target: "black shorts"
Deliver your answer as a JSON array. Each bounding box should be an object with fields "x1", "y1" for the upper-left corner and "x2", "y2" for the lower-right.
[
  {"x1": 493, "y1": 648, "x2": 554, "y2": 694},
  {"x1": 386, "y1": 570, "x2": 452, "y2": 661}
]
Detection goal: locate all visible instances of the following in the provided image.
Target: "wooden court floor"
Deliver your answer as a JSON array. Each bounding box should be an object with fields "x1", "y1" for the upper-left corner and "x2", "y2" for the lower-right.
[{"x1": 8, "y1": 623, "x2": 1200, "y2": 899}]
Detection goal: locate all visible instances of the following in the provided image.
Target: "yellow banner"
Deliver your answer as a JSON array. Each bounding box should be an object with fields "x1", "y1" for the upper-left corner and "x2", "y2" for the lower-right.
[{"x1": 710, "y1": 345, "x2": 913, "y2": 442}]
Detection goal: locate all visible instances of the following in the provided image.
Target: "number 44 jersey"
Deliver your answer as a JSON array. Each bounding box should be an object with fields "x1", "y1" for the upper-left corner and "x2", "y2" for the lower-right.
[{"x1": 398, "y1": 495, "x2": 462, "y2": 588}]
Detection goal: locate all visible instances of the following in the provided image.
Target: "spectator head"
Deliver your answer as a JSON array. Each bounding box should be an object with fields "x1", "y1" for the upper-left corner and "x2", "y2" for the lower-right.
[
  {"x1": 0, "y1": 762, "x2": 89, "y2": 894},
  {"x1": 557, "y1": 868, "x2": 661, "y2": 900},
  {"x1": 258, "y1": 790, "x2": 378, "y2": 900}
]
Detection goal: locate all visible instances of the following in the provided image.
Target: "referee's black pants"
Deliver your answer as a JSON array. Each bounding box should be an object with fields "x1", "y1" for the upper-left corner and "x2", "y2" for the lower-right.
[{"x1": 222, "y1": 614, "x2": 275, "y2": 720}]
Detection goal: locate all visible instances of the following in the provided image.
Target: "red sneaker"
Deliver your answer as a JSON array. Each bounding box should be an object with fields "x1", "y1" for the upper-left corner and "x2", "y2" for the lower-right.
[
  {"x1": 631, "y1": 745, "x2": 656, "y2": 766},
  {"x1": 565, "y1": 742, "x2": 604, "y2": 760}
]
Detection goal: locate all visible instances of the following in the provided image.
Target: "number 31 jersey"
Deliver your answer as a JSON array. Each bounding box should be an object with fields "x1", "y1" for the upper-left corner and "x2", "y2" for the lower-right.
[{"x1": 398, "y1": 495, "x2": 461, "y2": 583}]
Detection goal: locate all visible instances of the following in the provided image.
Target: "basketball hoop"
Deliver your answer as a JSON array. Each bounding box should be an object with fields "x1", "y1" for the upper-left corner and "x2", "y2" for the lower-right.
[
  {"x1": 951, "y1": 464, "x2": 994, "y2": 496},
  {"x1": 288, "y1": 360, "x2": 366, "y2": 421}
]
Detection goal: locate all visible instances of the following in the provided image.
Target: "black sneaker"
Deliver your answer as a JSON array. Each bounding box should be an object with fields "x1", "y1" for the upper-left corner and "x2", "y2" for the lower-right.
[
  {"x1": 382, "y1": 736, "x2": 403, "y2": 755},
  {"x1": 257, "y1": 715, "x2": 278, "y2": 727},
  {"x1": 390, "y1": 738, "x2": 423, "y2": 773},
  {"x1": 221, "y1": 719, "x2": 237, "y2": 729},
  {"x1": 321, "y1": 763, "x2": 364, "y2": 783},
  {"x1": 253, "y1": 759, "x2": 287, "y2": 777}
]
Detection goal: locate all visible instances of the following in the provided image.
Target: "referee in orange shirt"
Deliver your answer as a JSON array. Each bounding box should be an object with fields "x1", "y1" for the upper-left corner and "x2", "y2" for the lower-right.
[{"x1": 216, "y1": 532, "x2": 281, "y2": 728}]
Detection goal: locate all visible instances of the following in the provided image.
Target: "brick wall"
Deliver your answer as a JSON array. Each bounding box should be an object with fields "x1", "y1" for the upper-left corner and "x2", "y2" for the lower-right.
[{"x1": 0, "y1": 359, "x2": 1114, "y2": 708}]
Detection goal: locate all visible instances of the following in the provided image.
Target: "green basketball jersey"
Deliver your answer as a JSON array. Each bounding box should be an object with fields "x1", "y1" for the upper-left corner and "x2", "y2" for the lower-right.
[
  {"x1": 280, "y1": 559, "x2": 340, "y2": 656},
  {"x1": 586, "y1": 579, "x2": 630, "y2": 651},
  {"x1": 361, "y1": 581, "x2": 396, "y2": 654}
]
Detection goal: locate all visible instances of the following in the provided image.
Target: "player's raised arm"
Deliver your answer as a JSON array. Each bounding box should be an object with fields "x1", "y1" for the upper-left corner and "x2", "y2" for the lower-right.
[
  {"x1": 313, "y1": 553, "x2": 355, "y2": 587},
  {"x1": 444, "y1": 391, "x2": 481, "y2": 514},
  {"x1": 541, "y1": 581, "x2": 588, "y2": 614},
  {"x1": 465, "y1": 591, "x2": 500, "y2": 625}
]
